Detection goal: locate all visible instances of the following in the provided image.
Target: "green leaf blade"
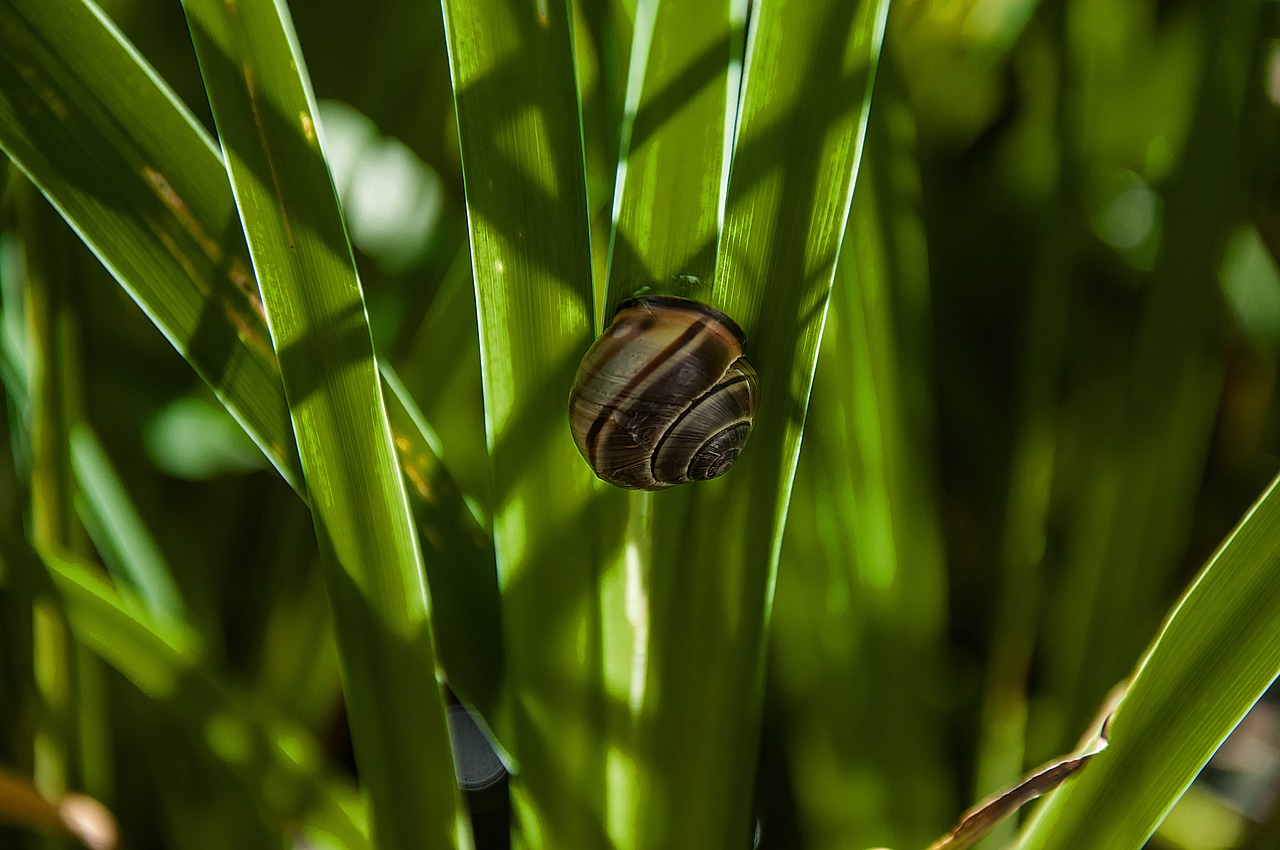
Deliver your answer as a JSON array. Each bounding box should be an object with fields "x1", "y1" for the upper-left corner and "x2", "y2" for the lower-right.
[
  {"x1": 70, "y1": 424, "x2": 185, "y2": 626},
  {"x1": 441, "y1": 0, "x2": 613, "y2": 846},
  {"x1": 178, "y1": 2, "x2": 466, "y2": 847},
  {"x1": 604, "y1": 0, "x2": 741, "y2": 306},
  {"x1": 632, "y1": 0, "x2": 892, "y2": 846},
  {"x1": 1016, "y1": 475, "x2": 1280, "y2": 850}
]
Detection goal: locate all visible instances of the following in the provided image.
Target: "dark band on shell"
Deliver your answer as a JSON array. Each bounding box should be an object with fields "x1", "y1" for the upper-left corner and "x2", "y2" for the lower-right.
[{"x1": 568, "y1": 295, "x2": 758, "y2": 490}]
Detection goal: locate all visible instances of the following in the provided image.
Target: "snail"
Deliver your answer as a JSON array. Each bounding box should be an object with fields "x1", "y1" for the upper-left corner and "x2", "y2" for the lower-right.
[{"x1": 568, "y1": 295, "x2": 759, "y2": 490}]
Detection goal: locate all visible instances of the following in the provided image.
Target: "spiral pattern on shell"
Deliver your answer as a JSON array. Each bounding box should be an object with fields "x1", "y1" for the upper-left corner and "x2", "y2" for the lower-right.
[{"x1": 568, "y1": 295, "x2": 759, "y2": 490}]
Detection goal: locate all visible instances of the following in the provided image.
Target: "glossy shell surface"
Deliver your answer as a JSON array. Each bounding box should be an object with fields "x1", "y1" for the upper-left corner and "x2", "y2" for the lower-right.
[{"x1": 568, "y1": 295, "x2": 758, "y2": 490}]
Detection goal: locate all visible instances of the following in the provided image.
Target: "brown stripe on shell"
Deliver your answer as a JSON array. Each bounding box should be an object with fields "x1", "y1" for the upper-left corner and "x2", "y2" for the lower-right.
[
  {"x1": 583, "y1": 312, "x2": 713, "y2": 470},
  {"x1": 650, "y1": 369, "x2": 755, "y2": 484},
  {"x1": 606, "y1": 324, "x2": 743, "y2": 487}
]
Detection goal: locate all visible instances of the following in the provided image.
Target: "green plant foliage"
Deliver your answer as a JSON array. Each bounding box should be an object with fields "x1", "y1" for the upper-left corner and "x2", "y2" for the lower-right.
[
  {"x1": 767, "y1": 69, "x2": 951, "y2": 850},
  {"x1": 1017, "y1": 474, "x2": 1280, "y2": 848},
  {"x1": 0, "y1": 0, "x2": 299, "y2": 487},
  {"x1": 1, "y1": 0, "x2": 1280, "y2": 848},
  {"x1": 0, "y1": 531, "x2": 369, "y2": 848},
  {"x1": 0, "y1": 0, "x2": 501, "y2": 718}
]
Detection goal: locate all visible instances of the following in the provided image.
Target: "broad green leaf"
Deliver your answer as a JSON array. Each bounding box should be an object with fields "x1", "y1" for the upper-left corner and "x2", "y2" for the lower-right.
[
  {"x1": 1015, "y1": 473, "x2": 1280, "y2": 850},
  {"x1": 440, "y1": 0, "x2": 611, "y2": 846},
  {"x1": 178, "y1": 2, "x2": 465, "y2": 848}
]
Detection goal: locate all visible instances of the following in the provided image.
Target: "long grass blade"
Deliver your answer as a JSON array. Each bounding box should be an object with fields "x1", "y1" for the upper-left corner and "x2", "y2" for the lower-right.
[
  {"x1": 596, "y1": 3, "x2": 742, "y2": 846},
  {"x1": 768, "y1": 66, "x2": 952, "y2": 850},
  {"x1": 440, "y1": 0, "x2": 611, "y2": 845},
  {"x1": 19, "y1": 179, "x2": 85, "y2": 812},
  {"x1": 624, "y1": 0, "x2": 891, "y2": 845},
  {"x1": 178, "y1": 2, "x2": 465, "y2": 846},
  {"x1": 1015, "y1": 473, "x2": 1280, "y2": 849},
  {"x1": 604, "y1": 0, "x2": 742, "y2": 306},
  {"x1": 69, "y1": 424, "x2": 184, "y2": 625}
]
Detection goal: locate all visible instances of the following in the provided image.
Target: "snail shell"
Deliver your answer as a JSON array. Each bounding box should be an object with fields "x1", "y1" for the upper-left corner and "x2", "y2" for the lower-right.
[{"x1": 568, "y1": 295, "x2": 759, "y2": 490}]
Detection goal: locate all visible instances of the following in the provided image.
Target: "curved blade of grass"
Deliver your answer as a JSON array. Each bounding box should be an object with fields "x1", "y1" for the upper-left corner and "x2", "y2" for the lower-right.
[
  {"x1": 0, "y1": 531, "x2": 370, "y2": 849},
  {"x1": 178, "y1": 3, "x2": 465, "y2": 848},
  {"x1": 393, "y1": 251, "x2": 493, "y2": 522},
  {"x1": 440, "y1": 0, "x2": 610, "y2": 846},
  {"x1": 1015, "y1": 472, "x2": 1280, "y2": 849},
  {"x1": 69, "y1": 423, "x2": 185, "y2": 626},
  {"x1": 0, "y1": 0, "x2": 298, "y2": 489},
  {"x1": 0, "y1": 0, "x2": 500, "y2": 718},
  {"x1": 624, "y1": 0, "x2": 891, "y2": 845},
  {"x1": 379, "y1": 265, "x2": 505, "y2": 714}
]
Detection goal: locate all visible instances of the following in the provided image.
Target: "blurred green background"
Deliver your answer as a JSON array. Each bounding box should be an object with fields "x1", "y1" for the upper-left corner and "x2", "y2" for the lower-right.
[{"x1": 2, "y1": 0, "x2": 1280, "y2": 848}]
